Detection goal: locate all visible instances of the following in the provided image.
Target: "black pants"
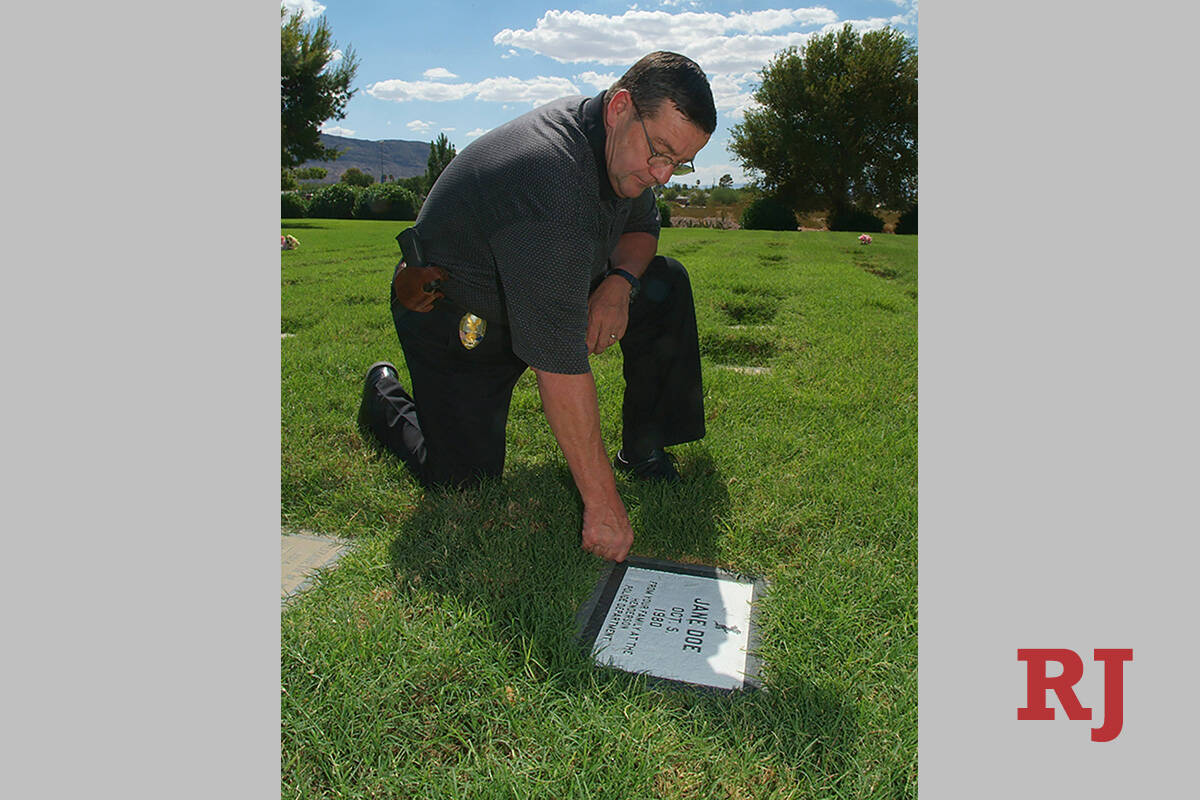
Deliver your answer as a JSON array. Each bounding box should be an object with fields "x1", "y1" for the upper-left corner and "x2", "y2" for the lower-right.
[{"x1": 361, "y1": 255, "x2": 705, "y2": 488}]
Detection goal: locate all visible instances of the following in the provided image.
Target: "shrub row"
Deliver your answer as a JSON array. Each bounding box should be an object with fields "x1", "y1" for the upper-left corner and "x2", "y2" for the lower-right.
[
  {"x1": 895, "y1": 205, "x2": 917, "y2": 235},
  {"x1": 354, "y1": 183, "x2": 421, "y2": 220},
  {"x1": 740, "y1": 197, "x2": 797, "y2": 231},
  {"x1": 281, "y1": 183, "x2": 421, "y2": 220},
  {"x1": 282, "y1": 184, "x2": 916, "y2": 236},
  {"x1": 281, "y1": 191, "x2": 309, "y2": 218},
  {"x1": 671, "y1": 216, "x2": 740, "y2": 230},
  {"x1": 827, "y1": 207, "x2": 885, "y2": 233}
]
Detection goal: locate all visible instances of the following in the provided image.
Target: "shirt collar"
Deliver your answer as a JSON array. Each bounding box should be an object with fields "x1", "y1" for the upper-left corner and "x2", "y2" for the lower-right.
[{"x1": 582, "y1": 91, "x2": 618, "y2": 202}]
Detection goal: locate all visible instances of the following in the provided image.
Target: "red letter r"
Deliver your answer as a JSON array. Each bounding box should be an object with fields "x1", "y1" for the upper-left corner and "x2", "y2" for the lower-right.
[{"x1": 1017, "y1": 648, "x2": 1092, "y2": 721}]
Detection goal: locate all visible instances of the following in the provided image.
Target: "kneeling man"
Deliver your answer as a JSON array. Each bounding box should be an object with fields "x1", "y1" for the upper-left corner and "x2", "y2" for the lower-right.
[{"x1": 359, "y1": 51, "x2": 716, "y2": 563}]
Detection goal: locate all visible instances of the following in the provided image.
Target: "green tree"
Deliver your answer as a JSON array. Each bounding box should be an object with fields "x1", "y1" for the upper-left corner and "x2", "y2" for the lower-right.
[
  {"x1": 425, "y1": 133, "x2": 457, "y2": 189},
  {"x1": 709, "y1": 186, "x2": 738, "y2": 206},
  {"x1": 340, "y1": 167, "x2": 375, "y2": 187},
  {"x1": 295, "y1": 166, "x2": 328, "y2": 180},
  {"x1": 281, "y1": 6, "x2": 359, "y2": 168},
  {"x1": 729, "y1": 24, "x2": 917, "y2": 217},
  {"x1": 396, "y1": 174, "x2": 428, "y2": 197},
  {"x1": 718, "y1": 173, "x2": 733, "y2": 189}
]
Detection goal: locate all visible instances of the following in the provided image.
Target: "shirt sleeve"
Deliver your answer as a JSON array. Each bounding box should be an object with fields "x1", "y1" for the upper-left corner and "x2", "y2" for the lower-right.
[
  {"x1": 489, "y1": 219, "x2": 595, "y2": 375},
  {"x1": 621, "y1": 188, "x2": 661, "y2": 237}
]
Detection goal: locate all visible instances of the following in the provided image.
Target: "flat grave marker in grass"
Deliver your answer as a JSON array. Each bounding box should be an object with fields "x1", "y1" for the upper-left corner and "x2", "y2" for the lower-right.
[
  {"x1": 714, "y1": 364, "x2": 773, "y2": 375},
  {"x1": 281, "y1": 531, "x2": 350, "y2": 601},
  {"x1": 576, "y1": 557, "x2": 766, "y2": 691}
]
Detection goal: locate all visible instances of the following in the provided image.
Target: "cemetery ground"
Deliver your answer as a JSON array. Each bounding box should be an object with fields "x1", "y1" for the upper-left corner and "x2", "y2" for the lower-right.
[{"x1": 281, "y1": 219, "x2": 917, "y2": 799}]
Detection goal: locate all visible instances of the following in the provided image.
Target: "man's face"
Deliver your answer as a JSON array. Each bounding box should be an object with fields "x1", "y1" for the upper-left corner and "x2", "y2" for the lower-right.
[{"x1": 603, "y1": 89, "x2": 710, "y2": 199}]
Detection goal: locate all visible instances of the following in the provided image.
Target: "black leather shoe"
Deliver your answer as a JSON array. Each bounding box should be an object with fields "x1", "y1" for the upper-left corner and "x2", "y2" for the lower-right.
[
  {"x1": 364, "y1": 361, "x2": 398, "y2": 388},
  {"x1": 614, "y1": 448, "x2": 681, "y2": 482},
  {"x1": 358, "y1": 361, "x2": 399, "y2": 431}
]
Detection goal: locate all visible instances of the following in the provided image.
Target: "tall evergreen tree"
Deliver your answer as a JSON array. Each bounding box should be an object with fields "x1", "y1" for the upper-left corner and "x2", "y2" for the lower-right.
[
  {"x1": 281, "y1": 7, "x2": 359, "y2": 168},
  {"x1": 425, "y1": 133, "x2": 457, "y2": 190}
]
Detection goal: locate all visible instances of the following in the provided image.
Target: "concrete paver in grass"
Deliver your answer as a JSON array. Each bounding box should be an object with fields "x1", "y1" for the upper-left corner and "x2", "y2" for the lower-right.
[
  {"x1": 282, "y1": 530, "x2": 351, "y2": 601},
  {"x1": 714, "y1": 364, "x2": 773, "y2": 375}
]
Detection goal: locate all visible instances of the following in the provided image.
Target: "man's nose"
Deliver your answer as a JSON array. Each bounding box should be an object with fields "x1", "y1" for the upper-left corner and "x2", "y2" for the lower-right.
[{"x1": 648, "y1": 163, "x2": 674, "y2": 186}]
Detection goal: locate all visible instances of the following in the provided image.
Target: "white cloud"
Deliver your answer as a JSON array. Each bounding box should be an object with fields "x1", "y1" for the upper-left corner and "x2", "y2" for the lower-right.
[
  {"x1": 489, "y1": 7, "x2": 917, "y2": 125},
  {"x1": 687, "y1": 161, "x2": 750, "y2": 188},
  {"x1": 280, "y1": 0, "x2": 325, "y2": 22},
  {"x1": 441, "y1": 127, "x2": 457, "y2": 132},
  {"x1": 406, "y1": 120, "x2": 435, "y2": 134},
  {"x1": 473, "y1": 76, "x2": 580, "y2": 104},
  {"x1": 368, "y1": 75, "x2": 581, "y2": 106},
  {"x1": 320, "y1": 124, "x2": 355, "y2": 136},
  {"x1": 708, "y1": 72, "x2": 759, "y2": 119},
  {"x1": 575, "y1": 71, "x2": 618, "y2": 91},
  {"x1": 366, "y1": 7, "x2": 917, "y2": 143},
  {"x1": 467, "y1": 128, "x2": 491, "y2": 138},
  {"x1": 329, "y1": 49, "x2": 342, "y2": 63},
  {"x1": 493, "y1": 9, "x2": 839, "y2": 73},
  {"x1": 369, "y1": 80, "x2": 476, "y2": 102},
  {"x1": 892, "y1": 4, "x2": 918, "y2": 27}
]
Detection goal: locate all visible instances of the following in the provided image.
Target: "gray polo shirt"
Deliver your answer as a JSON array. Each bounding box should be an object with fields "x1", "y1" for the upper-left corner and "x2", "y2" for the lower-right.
[{"x1": 412, "y1": 91, "x2": 661, "y2": 375}]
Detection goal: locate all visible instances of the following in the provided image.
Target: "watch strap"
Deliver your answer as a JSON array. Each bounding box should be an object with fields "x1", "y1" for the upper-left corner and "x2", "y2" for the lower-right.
[{"x1": 605, "y1": 267, "x2": 640, "y2": 295}]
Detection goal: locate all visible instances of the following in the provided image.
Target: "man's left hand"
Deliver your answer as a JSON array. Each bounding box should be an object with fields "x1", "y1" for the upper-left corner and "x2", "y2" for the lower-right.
[
  {"x1": 586, "y1": 276, "x2": 633, "y2": 354},
  {"x1": 393, "y1": 263, "x2": 447, "y2": 312}
]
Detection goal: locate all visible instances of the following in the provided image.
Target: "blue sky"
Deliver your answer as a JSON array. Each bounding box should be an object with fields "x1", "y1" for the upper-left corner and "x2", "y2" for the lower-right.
[{"x1": 282, "y1": 0, "x2": 918, "y2": 186}]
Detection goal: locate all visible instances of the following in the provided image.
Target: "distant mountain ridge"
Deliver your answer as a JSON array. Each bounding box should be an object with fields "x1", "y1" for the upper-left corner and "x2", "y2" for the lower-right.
[{"x1": 299, "y1": 133, "x2": 430, "y2": 182}]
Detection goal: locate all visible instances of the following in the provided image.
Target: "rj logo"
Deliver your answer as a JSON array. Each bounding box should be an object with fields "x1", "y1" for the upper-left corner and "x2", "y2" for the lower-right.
[{"x1": 1017, "y1": 648, "x2": 1133, "y2": 742}]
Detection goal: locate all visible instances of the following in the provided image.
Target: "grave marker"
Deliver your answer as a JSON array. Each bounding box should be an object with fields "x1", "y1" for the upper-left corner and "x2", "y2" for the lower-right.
[{"x1": 576, "y1": 557, "x2": 766, "y2": 691}]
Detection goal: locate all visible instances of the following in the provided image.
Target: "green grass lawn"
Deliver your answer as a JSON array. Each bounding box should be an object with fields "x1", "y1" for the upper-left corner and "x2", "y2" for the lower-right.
[{"x1": 281, "y1": 219, "x2": 917, "y2": 799}]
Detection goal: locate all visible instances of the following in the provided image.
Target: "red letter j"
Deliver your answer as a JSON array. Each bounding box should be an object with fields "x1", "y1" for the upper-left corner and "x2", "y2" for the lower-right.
[{"x1": 1091, "y1": 649, "x2": 1133, "y2": 742}]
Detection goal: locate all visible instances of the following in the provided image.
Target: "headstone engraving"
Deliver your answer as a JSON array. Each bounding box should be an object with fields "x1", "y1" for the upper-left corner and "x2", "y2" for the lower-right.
[{"x1": 576, "y1": 557, "x2": 766, "y2": 691}]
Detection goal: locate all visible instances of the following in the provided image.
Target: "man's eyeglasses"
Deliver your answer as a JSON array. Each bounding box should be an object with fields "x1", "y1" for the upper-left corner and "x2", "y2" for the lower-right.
[{"x1": 631, "y1": 98, "x2": 695, "y2": 176}]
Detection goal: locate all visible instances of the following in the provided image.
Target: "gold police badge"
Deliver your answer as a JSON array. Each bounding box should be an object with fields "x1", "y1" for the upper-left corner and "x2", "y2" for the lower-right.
[{"x1": 458, "y1": 312, "x2": 487, "y2": 350}]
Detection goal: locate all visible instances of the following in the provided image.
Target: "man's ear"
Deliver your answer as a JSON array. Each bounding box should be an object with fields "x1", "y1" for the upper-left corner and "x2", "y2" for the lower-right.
[{"x1": 604, "y1": 88, "x2": 633, "y2": 128}]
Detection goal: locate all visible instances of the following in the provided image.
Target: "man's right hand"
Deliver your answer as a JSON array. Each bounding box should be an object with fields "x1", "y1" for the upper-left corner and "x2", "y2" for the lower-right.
[
  {"x1": 532, "y1": 368, "x2": 634, "y2": 562},
  {"x1": 392, "y1": 263, "x2": 447, "y2": 312},
  {"x1": 581, "y1": 492, "x2": 634, "y2": 562}
]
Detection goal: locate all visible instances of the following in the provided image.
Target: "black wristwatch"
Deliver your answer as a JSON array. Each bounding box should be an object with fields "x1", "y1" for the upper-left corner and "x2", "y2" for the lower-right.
[{"x1": 605, "y1": 267, "x2": 640, "y2": 300}]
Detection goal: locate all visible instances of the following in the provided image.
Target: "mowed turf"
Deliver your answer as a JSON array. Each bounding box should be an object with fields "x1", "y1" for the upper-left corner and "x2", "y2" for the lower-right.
[{"x1": 281, "y1": 218, "x2": 916, "y2": 799}]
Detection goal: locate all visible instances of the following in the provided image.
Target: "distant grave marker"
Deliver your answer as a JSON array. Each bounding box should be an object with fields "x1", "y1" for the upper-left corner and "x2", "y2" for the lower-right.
[
  {"x1": 281, "y1": 531, "x2": 350, "y2": 601},
  {"x1": 576, "y1": 557, "x2": 766, "y2": 691}
]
